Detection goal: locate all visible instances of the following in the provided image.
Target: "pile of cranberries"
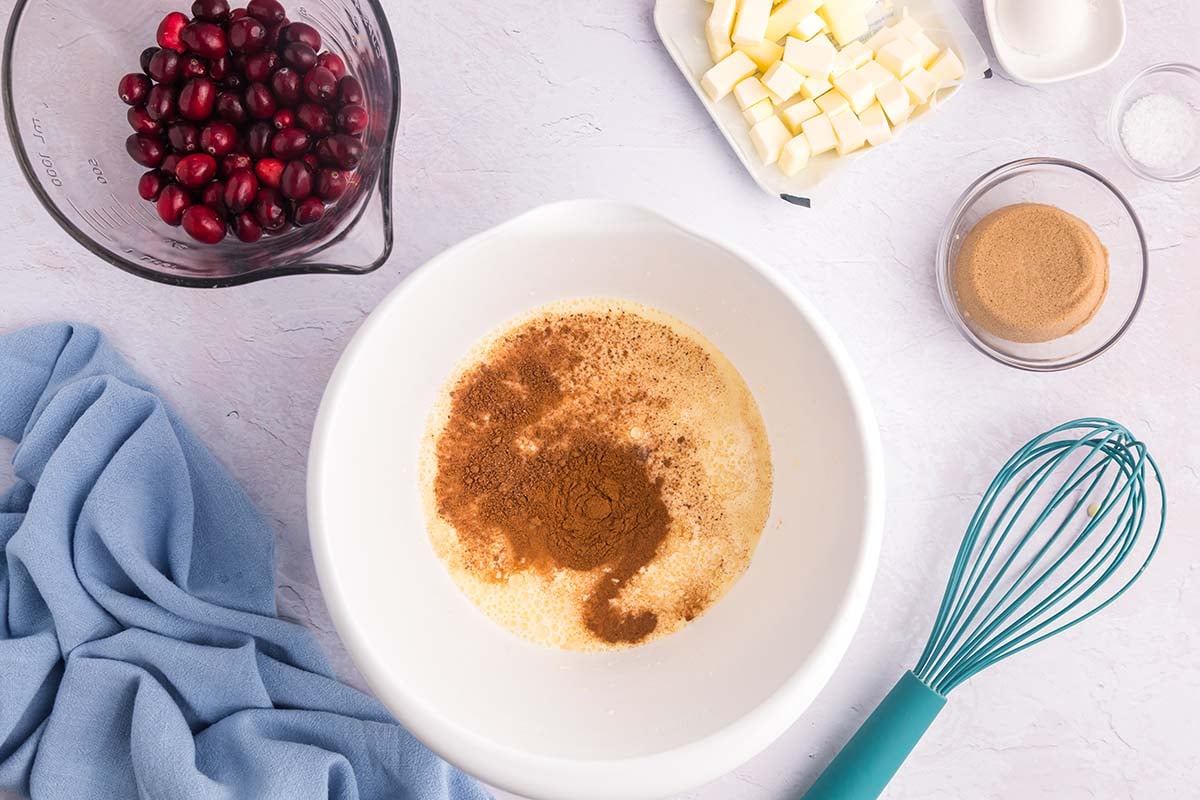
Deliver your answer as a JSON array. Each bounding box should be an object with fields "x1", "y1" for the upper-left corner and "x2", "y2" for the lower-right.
[{"x1": 119, "y1": 0, "x2": 368, "y2": 245}]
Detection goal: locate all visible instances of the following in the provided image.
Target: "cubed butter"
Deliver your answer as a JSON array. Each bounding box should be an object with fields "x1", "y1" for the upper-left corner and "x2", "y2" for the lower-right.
[
  {"x1": 875, "y1": 76, "x2": 912, "y2": 125},
  {"x1": 701, "y1": 50, "x2": 759, "y2": 102},
  {"x1": 815, "y1": 89, "x2": 850, "y2": 117},
  {"x1": 779, "y1": 134, "x2": 812, "y2": 175},
  {"x1": 889, "y1": 13, "x2": 924, "y2": 40},
  {"x1": 832, "y1": 68, "x2": 875, "y2": 113},
  {"x1": 829, "y1": 109, "x2": 867, "y2": 154},
  {"x1": 857, "y1": 60, "x2": 894, "y2": 90},
  {"x1": 800, "y1": 113, "x2": 838, "y2": 155},
  {"x1": 859, "y1": 102, "x2": 892, "y2": 146},
  {"x1": 732, "y1": 0, "x2": 773, "y2": 44},
  {"x1": 705, "y1": 0, "x2": 739, "y2": 61},
  {"x1": 784, "y1": 35, "x2": 837, "y2": 78},
  {"x1": 800, "y1": 75, "x2": 833, "y2": 99},
  {"x1": 841, "y1": 40, "x2": 873, "y2": 68},
  {"x1": 743, "y1": 98, "x2": 776, "y2": 124},
  {"x1": 749, "y1": 115, "x2": 792, "y2": 165},
  {"x1": 928, "y1": 48, "x2": 966, "y2": 86},
  {"x1": 876, "y1": 38, "x2": 922, "y2": 78},
  {"x1": 864, "y1": 26, "x2": 899, "y2": 52},
  {"x1": 779, "y1": 98, "x2": 820, "y2": 133},
  {"x1": 829, "y1": 49, "x2": 856, "y2": 79},
  {"x1": 819, "y1": 0, "x2": 869, "y2": 46},
  {"x1": 901, "y1": 66, "x2": 938, "y2": 104},
  {"x1": 734, "y1": 77, "x2": 772, "y2": 110},
  {"x1": 909, "y1": 31, "x2": 941, "y2": 67},
  {"x1": 764, "y1": 0, "x2": 824, "y2": 43},
  {"x1": 735, "y1": 39, "x2": 785, "y2": 71},
  {"x1": 792, "y1": 12, "x2": 827, "y2": 41},
  {"x1": 762, "y1": 60, "x2": 806, "y2": 103}
]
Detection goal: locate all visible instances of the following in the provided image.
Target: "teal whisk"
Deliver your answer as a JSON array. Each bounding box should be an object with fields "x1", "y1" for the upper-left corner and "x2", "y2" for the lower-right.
[{"x1": 802, "y1": 418, "x2": 1166, "y2": 800}]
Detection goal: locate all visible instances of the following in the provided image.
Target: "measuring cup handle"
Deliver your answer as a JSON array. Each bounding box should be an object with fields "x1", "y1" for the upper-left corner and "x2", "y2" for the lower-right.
[{"x1": 800, "y1": 671, "x2": 947, "y2": 800}]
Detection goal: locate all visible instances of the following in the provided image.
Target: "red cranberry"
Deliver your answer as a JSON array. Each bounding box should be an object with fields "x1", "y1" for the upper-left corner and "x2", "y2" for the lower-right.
[
  {"x1": 128, "y1": 107, "x2": 162, "y2": 135},
  {"x1": 316, "y1": 134, "x2": 364, "y2": 170},
  {"x1": 303, "y1": 66, "x2": 338, "y2": 104},
  {"x1": 281, "y1": 22, "x2": 321, "y2": 51},
  {"x1": 126, "y1": 134, "x2": 166, "y2": 167},
  {"x1": 234, "y1": 212, "x2": 264, "y2": 242},
  {"x1": 157, "y1": 184, "x2": 191, "y2": 225},
  {"x1": 302, "y1": 153, "x2": 319, "y2": 171},
  {"x1": 247, "y1": 0, "x2": 286, "y2": 25},
  {"x1": 316, "y1": 52, "x2": 346, "y2": 80},
  {"x1": 338, "y1": 76, "x2": 364, "y2": 106},
  {"x1": 175, "y1": 153, "x2": 218, "y2": 188},
  {"x1": 146, "y1": 85, "x2": 177, "y2": 121},
  {"x1": 253, "y1": 187, "x2": 288, "y2": 231},
  {"x1": 161, "y1": 153, "x2": 182, "y2": 177},
  {"x1": 230, "y1": 7, "x2": 247, "y2": 20},
  {"x1": 118, "y1": 73, "x2": 151, "y2": 106},
  {"x1": 156, "y1": 12, "x2": 189, "y2": 53},
  {"x1": 209, "y1": 55, "x2": 232, "y2": 82},
  {"x1": 316, "y1": 168, "x2": 348, "y2": 200},
  {"x1": 255, "y1": 157, "x2": 285, "y2": 188},
  {"x1": 200, "y1": 121, "x2": 238, "y2": 156},
  {"x1": 336, "y1": 105, "x2": 369, "y2": 136},
  {"x1": 182, "y1": 205, "x2": 227, "y2": 244},
  {"x1": 246, "y1": 122, "x2": 275, "y2": 157},
  {"x1": 279, "y1": 159, "x2": 313, "y2": 200},
  {"x1": 244, "y1": 82, "x2": 277, "y2": 119},
  {"x1": 266, "y1": 19, "x2": 290, "y2": 48},
  {"x1": 243, "y1": 51, "x2": 278, "y2": 83},
  {"x1": 167, "y1": 122, "x2": 200, "y2": 152},
  {"x1": 294, "y1": 196, "x2": 326, "y2": 226},
  {"x1": 296, "y1": 103, "x2": 333, "y2": 134},
  {"x1": 272, "y1": 109, "x2": 295, "y2": 130},
  {"x1": 140, "y1": 47, "x2": 160, "y2": 75},
  {"x1": 221, "y1": 152, "x2": 253, "y2": 177},
  {"x1": 271, "y1": 127, "x2": 311, "y2": 160},
  {"x1": 138, "y1": 170, "x2": 166, "y2": 201},
  {"x1": 181, "y1": 23, "x2": 227, "y2": 59},
  {"x1": 228, "y1": 17, "x2": 267, "y2": 53},
  {"x1": 216, "y1": 91, "x2": 248, "y2": 124},
  {"x1": 280, "y1": 42, "x2": 317, "y2": 72},
  {"x1": 179, "y1": 78, "x2": 217, "y2": 121},
  {"x1": 223, "y1": 169, "x2": 259, "y2": 213},
  {"x1": 270, "y1": 69, "x2": 303, "y2": 106},
  {"x1": 191, "y1": 0, "x2": 230, "y2": 23},
  {"x1": 181, "y1": 56, "x2": 208, "y2": 79},
  {"x1": 149, "y1": 49, "x2": 182, "y2": 84}
]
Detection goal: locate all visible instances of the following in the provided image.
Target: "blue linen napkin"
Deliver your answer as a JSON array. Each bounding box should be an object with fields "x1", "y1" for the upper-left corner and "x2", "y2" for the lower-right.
[{"x1": 0, "y1": 323, "x2": 489, "y2": 800}]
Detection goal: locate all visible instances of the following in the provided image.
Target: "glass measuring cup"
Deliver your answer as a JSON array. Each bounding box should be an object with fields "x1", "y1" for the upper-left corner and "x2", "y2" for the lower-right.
[{"x1": 3, "y1": 0, "x2": 399, "y2": 287}]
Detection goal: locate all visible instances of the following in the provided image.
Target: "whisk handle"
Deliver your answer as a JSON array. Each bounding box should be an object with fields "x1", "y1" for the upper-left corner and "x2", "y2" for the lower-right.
[{"x1": 801, "y1": 671, "x2": 946, "y2": 800}]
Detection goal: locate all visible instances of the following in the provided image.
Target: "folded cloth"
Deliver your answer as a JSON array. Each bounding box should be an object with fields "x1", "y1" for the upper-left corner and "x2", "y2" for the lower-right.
[{"x1": 0, "y1": 323, "x2": 488, "y2": 800}]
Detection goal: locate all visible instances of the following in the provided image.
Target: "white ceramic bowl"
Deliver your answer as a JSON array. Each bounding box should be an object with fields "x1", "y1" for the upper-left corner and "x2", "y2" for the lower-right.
[
  {"x1": 308, "y1": 201, "x2": 884, "y2": 800},
  {"x1": 983, "y1": 0, "x2": 1125, "y2": 85}
]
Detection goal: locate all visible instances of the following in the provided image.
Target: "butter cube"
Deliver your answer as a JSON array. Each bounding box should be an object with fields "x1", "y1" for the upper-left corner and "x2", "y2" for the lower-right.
[
  {"x1": 876, "y1": 38, "x2": 922, "y2": 78},
  {"x1": 779, "y1": 98, "x2": 820, "y2": 133},
  {"x1": 928, "y1": 48, "x2": 966, "y2": 86},
  {"x1": 732, "y1": 0, "x2": 773, "y2": 44},
  {"x1": 701, "y1": 51, "x2": 759, "y2": 101},
  {"x1": 734, "y1": 77, "x2": 772, "y2": 110},
  {"x1": 876, "y1": 76, "x2": 912, "y2": 125},
  {"x1": 735, "y1": 39, "x2": 785, "y2": 71},
  {"x1": 833, "y1": 68, "x2": 875, "y2": 113},
  {"x1": 764, "y1": 0, "x2": 825, "y2": 43},
  {"x1": 779, "y1": 134, "x2": 812, "y2": 175},
  {"x1": 859, "y1": 102, "x2": 892, "y2": 146},
  {"x1": 889, "y1": 14, "x2": 924, "y2": 40},
  {"x1": 815, "y1": 89, "x2": 850, "y2": 117},
  {"x1": 864, "y1": 26, "x2": 899, "y2": 52},
  {"x1": 743, "y1": 98, "x2": 776, "y2": 125},
  {"x1": 705, "y1": 0, "x2": 739, "y2": 61},
  {"x1": 819, "y1": 0, "x2": 869, "y2": 46},
  {"x1": 829, "y1": 49, "x2": 856, "y2": 79},
  {"x1": 784, "y1": 35, "x2": 837, "y2": 78},
  {"x1": 762, "y1": 60, "x2": 806, "y2": 103},
  {"x1": 910, "y1": 32, "x2": 941, "y2": 67},
  {"x1": 829, "y1": 109, "x2": 867, "y2": 155},
  {"x1": 901, "y1": 66, "x2": 938, "y2": 105},
  {"x1": 841, "y1": 40, "x2": 874, "y2": 68},
  {"x1": 792, "y1": 13, "x2": 828, "y2": 41},
  {"x1": 857, "y1": 60, "x2": 894, "y2": 90},
  {"x1": 800, "y1": 75, "x2": 833, "y2": 99},
  {"x1": 749, "y1": 115, "x2": 792, "y2": 165},
  {"x1": 800, "y1": 113, "x2": 838, "y2": 155}
]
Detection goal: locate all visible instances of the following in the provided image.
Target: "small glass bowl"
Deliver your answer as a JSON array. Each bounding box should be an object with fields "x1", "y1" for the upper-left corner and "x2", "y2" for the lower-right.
[
  {"x1": 936, "y1": 158, "x2": 1148, "y2": 372},
  {"x1": 1109, "y1": 62, "x2": 1200, "y2": 183}
]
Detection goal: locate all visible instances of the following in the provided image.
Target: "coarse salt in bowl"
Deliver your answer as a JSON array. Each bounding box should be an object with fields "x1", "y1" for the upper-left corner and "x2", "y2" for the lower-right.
[{"x1": 1109, "y1": 62, "x2": 1200, "y2": 183}]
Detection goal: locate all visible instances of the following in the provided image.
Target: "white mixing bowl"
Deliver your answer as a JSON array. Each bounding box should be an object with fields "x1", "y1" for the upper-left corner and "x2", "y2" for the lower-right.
[{"x1": 308, "y1": 200, "x2": 884, "y2": 800}]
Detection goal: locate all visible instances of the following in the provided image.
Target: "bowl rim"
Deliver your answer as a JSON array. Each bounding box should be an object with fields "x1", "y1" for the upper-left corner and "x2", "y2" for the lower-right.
[
  {"x1": 306, "y1": 199, "x2": 886, "y2": 800},
  {"x1": 1107, "y1": 61, "x2": 1200, "y2": 183},
  {"x1": 1, "y1": 0, "x2": 401, "y2": 288},
  {"x1": 935, "y1": 157, "x2": 1149, "y2": 372}
]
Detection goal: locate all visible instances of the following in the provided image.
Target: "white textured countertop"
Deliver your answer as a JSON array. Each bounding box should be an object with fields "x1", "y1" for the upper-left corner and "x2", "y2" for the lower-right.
[{"x1": 1, "y1": 1, "x2": 1197, "y2": 798}]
